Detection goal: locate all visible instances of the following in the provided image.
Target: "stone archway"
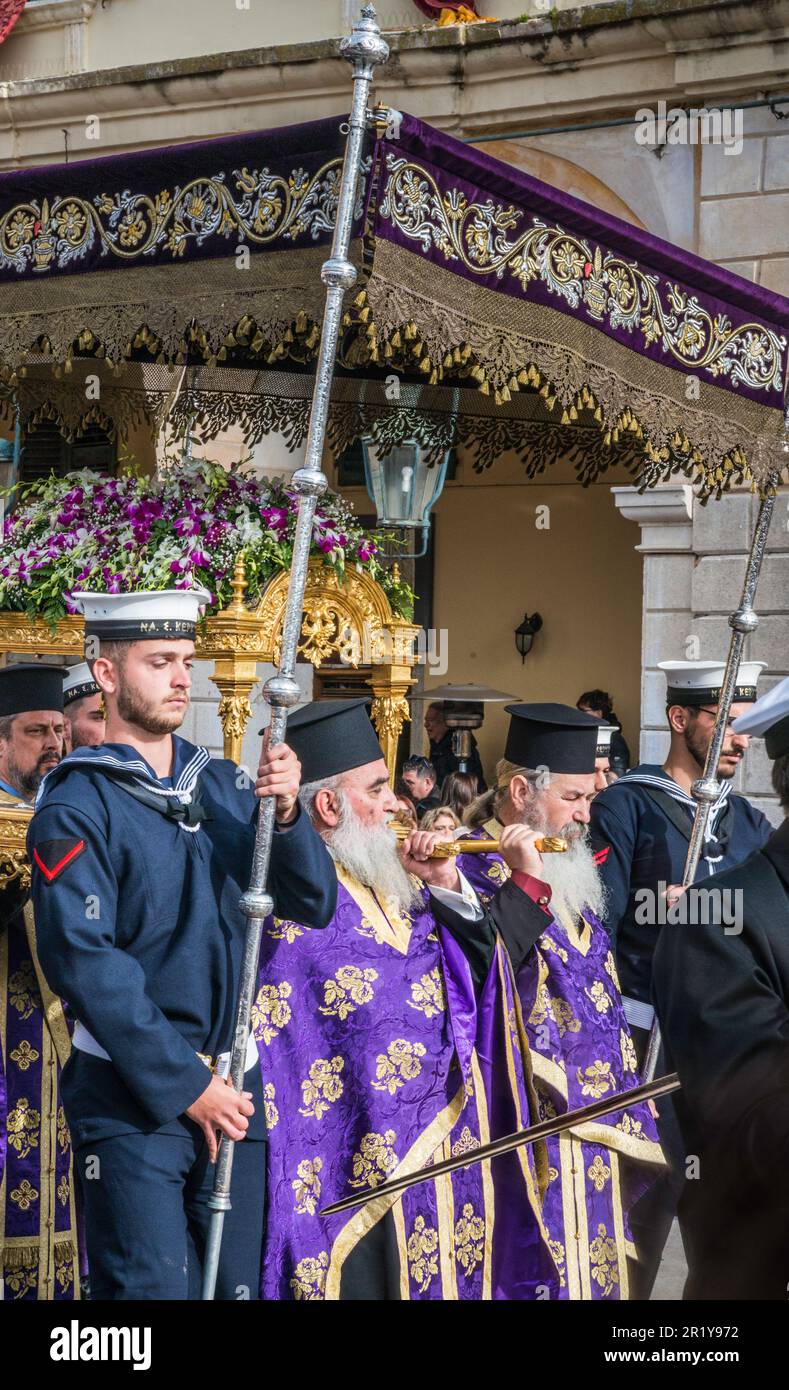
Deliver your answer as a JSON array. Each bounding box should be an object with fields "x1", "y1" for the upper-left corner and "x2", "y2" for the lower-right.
[{"x1": 473, "y1": 139, "x2": 648, "y2": 230}]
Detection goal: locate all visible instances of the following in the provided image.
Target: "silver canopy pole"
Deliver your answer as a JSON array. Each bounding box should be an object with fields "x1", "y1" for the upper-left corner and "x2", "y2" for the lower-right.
[
  {"x1": 201, "y1": 5, "x2": 390, "y2": 1300},
  {"x1": 643, "y1": 445, "x2": 787, "y2": 1083}
]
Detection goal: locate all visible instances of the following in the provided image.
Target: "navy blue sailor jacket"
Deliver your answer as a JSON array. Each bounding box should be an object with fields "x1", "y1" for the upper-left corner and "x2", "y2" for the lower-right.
[
  {"x1": 28, "y1": 737, "x2": 337, "y2": 1146},
  {"x1": 589, "y1": 763, "x2": 773, "y2": 1008}
]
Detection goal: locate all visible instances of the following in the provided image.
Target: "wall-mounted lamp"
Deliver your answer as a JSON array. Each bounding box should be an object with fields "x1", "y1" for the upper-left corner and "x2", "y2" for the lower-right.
[{"x1": 514, "y1": 612, "x2": 543, "y2": 662}]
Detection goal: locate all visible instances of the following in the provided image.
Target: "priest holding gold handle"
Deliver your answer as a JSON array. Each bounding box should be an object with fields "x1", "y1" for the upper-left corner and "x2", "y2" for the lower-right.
[{"x1": 457, "y1": 704, "x2": 665, "y2": 1300}]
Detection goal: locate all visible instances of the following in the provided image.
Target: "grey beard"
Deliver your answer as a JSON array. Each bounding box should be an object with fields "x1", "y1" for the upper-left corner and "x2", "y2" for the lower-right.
[
  {"x1": 517, "y1": 803, "x2": 607, "y2": 925},
  {"x1": 7, "y1": 752, "x2": 50, "y2": 801},
  {"x1": 323, "y1": 799, "x2": 423, "y2": 915}
]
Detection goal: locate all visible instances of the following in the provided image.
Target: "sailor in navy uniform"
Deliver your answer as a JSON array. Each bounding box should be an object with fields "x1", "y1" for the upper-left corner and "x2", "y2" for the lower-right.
[
  {"x1": 62, "y1": 660, "x2": 104, "y2": 751},
  {"x1": 589, "y1": 658, "x2": 773, "y2": 1296},
  {"x1": 593, "y1": 723, "x2": 620, "y2": 791},
  {"x1": 653, "y1": 677, "x2": 789, "y2": 1298},
  {"x1": 28, "y1": 589, "x2": 337, "y2": 1300}
]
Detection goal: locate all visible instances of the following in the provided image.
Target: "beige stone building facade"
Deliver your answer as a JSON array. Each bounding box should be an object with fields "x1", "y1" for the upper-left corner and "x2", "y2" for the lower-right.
[{"x1": 1, "y1": 0, "x2": 787, "y2": 813}]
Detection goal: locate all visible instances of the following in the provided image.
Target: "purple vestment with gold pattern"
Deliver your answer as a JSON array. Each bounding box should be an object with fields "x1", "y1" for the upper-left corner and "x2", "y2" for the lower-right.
[
  {"x1": 457, "y1": 837, "x2": 664, "y2": 1299},
  {"x1": 255, "y1": 865, "x2": 561, "y2": 1300},
  {"x1": 1, "y1": 898, "x2": 80, "y2": 1300}
]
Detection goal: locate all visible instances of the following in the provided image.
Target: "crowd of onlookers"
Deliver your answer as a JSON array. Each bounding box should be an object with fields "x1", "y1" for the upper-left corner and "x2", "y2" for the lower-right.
[{"x1": 396, "y1": 689, "x2": 631, "y2": 834}]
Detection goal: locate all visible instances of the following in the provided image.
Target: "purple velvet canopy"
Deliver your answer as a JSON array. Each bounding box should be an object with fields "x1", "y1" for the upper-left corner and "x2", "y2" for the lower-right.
[{"x1": 0, "y1": 111, "x2": 787, "y2": 493}]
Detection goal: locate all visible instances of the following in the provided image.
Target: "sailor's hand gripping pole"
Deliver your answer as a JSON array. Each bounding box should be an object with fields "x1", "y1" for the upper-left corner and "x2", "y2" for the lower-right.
[
  {"x1": 201, "y1": 6, "x2": 390, "y2": 1300},
  {"x1": 642, "y1": 441, "x2": 788, "y2": 1084}
]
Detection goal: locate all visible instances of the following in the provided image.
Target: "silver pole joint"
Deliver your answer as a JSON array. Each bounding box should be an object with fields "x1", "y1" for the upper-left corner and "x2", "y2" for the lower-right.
[
  {"x1": 321, "y1": 256, "x2": 358, "y2": 290},
  {"x1": 207, "y1": 1194, "x2": 231, "y2": 1213},
  {"x1": 729, "y1": 607, "x2": 759, "y2": 634},
  {"x1": 264, "y1": 674, "x2": 301, "y2": 708},
  {"x1": 239, "y1": 889, "x2": 274, "y2": 919},
  {"x1": 291, "y1": 467, "x2": 329, "y2": 496},
  {"x1": 690, "y1": 777, "x2": 721, "y2": 804}
]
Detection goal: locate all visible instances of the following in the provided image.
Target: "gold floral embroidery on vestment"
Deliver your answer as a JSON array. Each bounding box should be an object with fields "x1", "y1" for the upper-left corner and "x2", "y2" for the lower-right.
[
  {"x1": 8, "y1": 959, "x2": 41, "y2": 1020},
  {"x1": 252, "y1": 980, "x2": 293, "y2": 1045},
  {"x1": 56, "y1": 1105, "x2": 70, "y2": 1155},
  {"x1": 292, "y1": 1157, "x2": 323, "y2": 1216},
  {"x1": 353, "y1": 914, "x2": 380, "y2": 941},
  {"x1": 603, "y1": 951, "x2": 621, "y2": 991},
  {"x1": 372, "y1": 1038, "x2": 426, "y2": 1094},
  {"x1": 454, "y1": 1203, "x2": 485, "y2": 1278},
  {"x1": 615, "y1": 1113, "x2": 644, "y2": 1139},
  {"x1": 320, "y1": 964, "x2": 378, "y2": 1020},
  {"x1": 290, "y1": 1251, "x2": 329, "y2": 1300},
  {"x1": 299, "y1": 1056, "x2": 344, "y2": 1120},
  {"x1": 585, "y1": 980, "x2": 612, "y2": 1014},
  {"x1": 548, "y1": 1165, "x2": 559, "y2": 1184},
  {"x1": 451, "y1": 1125, "x2": 480, "y2": 1158},
  {"x1": 263, "y1": 1082, "x2": 279, "y2": 1129},
  {"x1": 349, "y1": 1129, "x2": 399, "y2": 1189},
  {"x1": 577, "y1": 1060, "x2": 615, "y2": 1099},
  {"x1": 536, "y1": 1087, "x2": 558, "y2": 1121},
  {"x1": 7, "y1": 1096, "x2": 40, "y2": 1158},
  {"x1": 485, "y1": 860, "x2": 509, "y2": 887},
  {"x1": 589, "y1": 1222, "x2": 620, "y2": 1298},
  {"x1": 541, "y1": 933, "x2": 568, "y2": 963},
  {"x1": 408, "y1": 967, "x2": 446, "y2": 1018},
  {"x1": 57, "y1": 1174, "x2": 70, "y2": 1206},
  {"x1": 587, "y1": 1154, "x2": 611, "y2": 1192},
  {"x1": 530, "y1": 983, "x2": 581, "y2": 1038},
  {"x1": 267, "y1": 918, "x2": 304, "y2": 943},
  {"x1": 548, "y1": 1237, "x2": 566, "y2": 1288},
  {"x1": 620, "y1": 1028, "x2": 638, "y2": 1074},
  {"x1": 10, "y1": 1178, "x2": 39, "y2": 1210},
  {"x1": 3, "y1": 1254, "x2": 37, "y2": 1299},
  {"x1": 407, "y1": 1214, "x2": 439, "y2": 1293},
  {"x1": 9, "y1": 1039, "x2": 39, "y2": 1071},
  {"x1": 55, "y1": 1245, "x2": 75, "y2": 1294}
]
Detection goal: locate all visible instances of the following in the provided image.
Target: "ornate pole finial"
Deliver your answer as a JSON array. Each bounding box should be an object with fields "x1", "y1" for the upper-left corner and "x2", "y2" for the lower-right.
[
  {"x1": 391, "y1": 560, "x2": 401, "y2": 585},
  {"x1": 340, "y1": 4, "x2": 390, "y2": 73},
  {"x1": 229, "y1": 552, "x2": 247, "y2": 612}
]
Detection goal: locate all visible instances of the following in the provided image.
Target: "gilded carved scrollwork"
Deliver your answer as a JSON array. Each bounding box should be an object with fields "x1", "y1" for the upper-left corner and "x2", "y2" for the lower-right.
[
  {"x1": 217, "y1": 693, "x2": 254, "y2": 744},
  {"x1": 0, "y1": 807, "x2": 32, "y2": 893}
]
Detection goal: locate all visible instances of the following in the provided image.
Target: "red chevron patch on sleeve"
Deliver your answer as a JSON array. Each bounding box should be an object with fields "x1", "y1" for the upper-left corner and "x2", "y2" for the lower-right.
[
  {"x1": 593, "y1": 846, "x2": 611, "y2": 865},
  {"x1": 33, "y1": 838, "x2": 86, "y2": 883}
]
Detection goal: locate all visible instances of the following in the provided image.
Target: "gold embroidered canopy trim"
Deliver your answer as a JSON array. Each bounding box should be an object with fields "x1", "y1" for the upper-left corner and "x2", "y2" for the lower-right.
[{"x1": 0, "y1": 114, "x2": 786, "y2": 497}]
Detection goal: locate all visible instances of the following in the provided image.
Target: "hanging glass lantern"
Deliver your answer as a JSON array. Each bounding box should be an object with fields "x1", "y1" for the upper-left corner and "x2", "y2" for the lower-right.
[{"x1": 361, "y1": 436, "x2": 450, "y2": 557}]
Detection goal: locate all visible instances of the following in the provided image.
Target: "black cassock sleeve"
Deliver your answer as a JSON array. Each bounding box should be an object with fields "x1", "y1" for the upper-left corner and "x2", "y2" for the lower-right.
[
  {"x1": 652, "y1": 856, "x2": 789, "y2": 1194},
  {"x1": 429, "y1": 878, "x2": 549, "y2": 990},
  {"x1": 428, "y1": 892, "x2": 495, "y2": 993},
  {"x1": 485, "y1": 878, "x2": 548, "y2": 973}
]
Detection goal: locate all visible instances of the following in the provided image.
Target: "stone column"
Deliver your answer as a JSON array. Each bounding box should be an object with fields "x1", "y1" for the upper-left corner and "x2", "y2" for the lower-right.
[
  {"x1": 611, "y1": 484, "x2": 694, "y2": 768},
  {"x1": 612, "y1": 483, "x2": 788, "y2": 825}
]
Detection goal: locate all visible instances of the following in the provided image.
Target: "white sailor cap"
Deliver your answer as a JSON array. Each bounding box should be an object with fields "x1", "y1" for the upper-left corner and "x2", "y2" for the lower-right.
[
  {"x1": 658, "y1": 660, "x2": 766, "y2": 707},
  {"x1": 732, "y1": 676, "x2": 789, "y2": 759},
  {"x1": 72, "y1": 588, "x2": 211, "y2": 642},
  {"x1": 595, "y1": 724, "x2": 618, "y2": 758},
  {"x1": 62, "y1": 661, "x2": 101, "y2": 707}
]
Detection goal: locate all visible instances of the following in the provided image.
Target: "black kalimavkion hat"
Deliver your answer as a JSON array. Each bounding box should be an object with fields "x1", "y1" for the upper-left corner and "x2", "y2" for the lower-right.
[
  {"x1": 504, "y1": 702, "x2": 601, "y2": 774},
  {"x1": 0, "y1": 663, "x2": 65, "y2": 717},
  {"x1": 276, "y1": 698, "x2": 384, "y2": 783}
]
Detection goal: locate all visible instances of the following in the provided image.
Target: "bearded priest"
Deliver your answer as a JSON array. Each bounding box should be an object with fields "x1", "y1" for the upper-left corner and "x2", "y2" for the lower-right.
[
  {"x1": 0, "y1": 664, "x2": 80, "y2": 1300},
  {"x1": 255, "y1": 699, "x2": 562, "y2": 1301},
  {"x1": 456, "y1": 704, "x2": 665, "y2": 1300}
]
